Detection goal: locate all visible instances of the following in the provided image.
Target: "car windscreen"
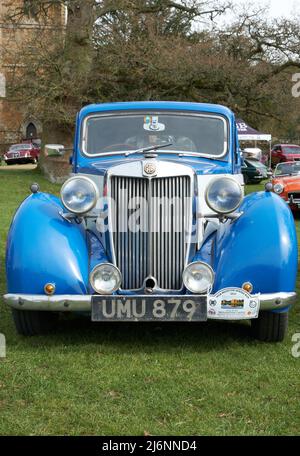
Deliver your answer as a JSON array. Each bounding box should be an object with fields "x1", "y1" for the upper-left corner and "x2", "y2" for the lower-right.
[
  {"x1": 9, "y1": 144, "x2": 31, "y2": 151},
  {"x1": 83, "y1": 112, "x2": 227, "y2": 158},
  {"x1": 275, "y1": 163, "x2": 300, "y2": 176},
  {"x1": 282, "y1": 146, "x2": 300, "y2": 154}
]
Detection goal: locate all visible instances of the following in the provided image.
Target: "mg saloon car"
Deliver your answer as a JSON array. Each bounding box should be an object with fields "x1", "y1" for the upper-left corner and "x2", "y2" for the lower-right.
[
  {"x1": 3, "y1": 142, "x2": 40, "y2": 165},
  {"x1": 4, "y1": 102, "x2": 298, "y2": 341}
]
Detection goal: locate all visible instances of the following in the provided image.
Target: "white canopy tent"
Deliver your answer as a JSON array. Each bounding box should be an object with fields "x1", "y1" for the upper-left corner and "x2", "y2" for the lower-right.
[{"x1": 236, "y1": 118, "x2": 272, "y2": 166}]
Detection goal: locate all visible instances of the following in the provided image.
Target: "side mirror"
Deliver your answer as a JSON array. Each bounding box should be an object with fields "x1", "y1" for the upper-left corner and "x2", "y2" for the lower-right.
[{"x1": 44, "y1": 144, "x2": 65, "y2": 157}]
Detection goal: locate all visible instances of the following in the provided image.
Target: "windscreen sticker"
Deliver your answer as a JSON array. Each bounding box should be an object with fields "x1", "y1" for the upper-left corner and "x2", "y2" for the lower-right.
[
  {"x1": 207, "y1": 288, "x2": 260, "y2": 320},
  {"x1": 143, "y1": 115, "x2": 165, "y2": 132}
]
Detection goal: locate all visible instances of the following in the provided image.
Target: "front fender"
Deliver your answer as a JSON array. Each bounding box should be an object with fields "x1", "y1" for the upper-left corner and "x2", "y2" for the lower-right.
[
  {"x1": 211, "y1": 192, "x2": 297, "y2": 294},
  {"x1": 6, "y1": 193, "x2": 89, "y2": 294}
]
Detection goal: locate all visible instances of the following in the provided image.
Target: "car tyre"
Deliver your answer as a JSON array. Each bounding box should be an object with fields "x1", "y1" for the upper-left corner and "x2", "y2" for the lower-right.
[
  {"x1": 251, "y1": 311, "x2": 288, "y2": 342},
  {"x1": 12, "y1": 308, "x2": 59, "y2": 336}
]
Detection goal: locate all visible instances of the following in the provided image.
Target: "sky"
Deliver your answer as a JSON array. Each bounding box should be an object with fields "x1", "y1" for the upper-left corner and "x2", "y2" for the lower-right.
[{"x1": 232, "y1": 0, "x2": 299, "y2": 17}]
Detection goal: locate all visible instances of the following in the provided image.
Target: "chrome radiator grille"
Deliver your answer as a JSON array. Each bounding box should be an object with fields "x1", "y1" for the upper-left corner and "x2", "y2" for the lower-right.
[{"x1": 110, "y1": 175, "x2": 192, "y2": 290}]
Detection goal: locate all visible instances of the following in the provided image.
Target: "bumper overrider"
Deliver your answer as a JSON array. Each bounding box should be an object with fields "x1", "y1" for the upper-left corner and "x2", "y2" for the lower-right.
[{"x1": 3, "y1": 292, "x2": 296, "y2": 318}]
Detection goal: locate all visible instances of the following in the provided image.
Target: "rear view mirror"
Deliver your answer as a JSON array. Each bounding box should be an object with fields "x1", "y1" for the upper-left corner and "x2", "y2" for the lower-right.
[{"x1": 44, "y1": 144, "x2": 65, "y2": 157}]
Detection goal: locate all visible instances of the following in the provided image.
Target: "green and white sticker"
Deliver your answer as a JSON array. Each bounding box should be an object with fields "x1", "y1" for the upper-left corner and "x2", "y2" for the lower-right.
[{"x1": 207, "y1": 288, "x2": 260, "y2": 320}]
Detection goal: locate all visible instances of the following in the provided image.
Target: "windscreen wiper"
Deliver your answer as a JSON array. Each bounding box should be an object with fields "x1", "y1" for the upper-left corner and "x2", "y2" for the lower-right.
[{"x1": 124, "y1": 142, "x2": 173, "y2": 156}]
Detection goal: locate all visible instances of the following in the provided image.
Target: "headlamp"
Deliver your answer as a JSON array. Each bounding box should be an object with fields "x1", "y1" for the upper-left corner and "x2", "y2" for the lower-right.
[
  {"x1": 205, "y1": 177, "x2": 243, "y2": 214},
  {"x1": 60, "y1": 176, "x2": 98, "y2": 214}
]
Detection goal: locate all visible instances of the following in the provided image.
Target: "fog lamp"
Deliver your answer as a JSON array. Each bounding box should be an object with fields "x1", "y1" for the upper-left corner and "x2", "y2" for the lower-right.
[
  {"x1": 183, "y1": 261, "x2": 214, "y2": 294},
  {"x1": 90, "y1": 263, "x2": 122, "y2": 294}
]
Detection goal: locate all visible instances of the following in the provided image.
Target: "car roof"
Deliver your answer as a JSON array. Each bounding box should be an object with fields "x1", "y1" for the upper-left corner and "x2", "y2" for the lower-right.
[
  {"x1": 245, "y1": 158, "x2": 264, "y2": 164},
  {"x1": 276, "y1": 161, "x2": 300, "y2": 165},
  {"x1": 274, "y1": 144, "x2": 300, "y2": 147},
  {"x1": 10, "y1": 143, "x2": 32, "y2": 147},
  {"x1": 78, "y1": 101, "x2": 234, "y2": 119}
]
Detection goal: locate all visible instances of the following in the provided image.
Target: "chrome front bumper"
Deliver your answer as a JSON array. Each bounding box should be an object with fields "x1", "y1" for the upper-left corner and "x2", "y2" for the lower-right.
[{"x1": 3, "y1": 292, "x2": 297, "y2": 312}]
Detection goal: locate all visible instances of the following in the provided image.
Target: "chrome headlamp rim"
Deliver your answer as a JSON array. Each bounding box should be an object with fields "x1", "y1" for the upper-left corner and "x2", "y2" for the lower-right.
[
  {"x1": 89, "y1": 263, "x2": 122, "y2": 295},
  {"x1": 204, "y1": 176, "x2": 243, "y2": 214},
  {"x1": 60, "y1": 175, "x2": 99, "y2": 215},
  {"x1": 183, "y1": 261, "x2": 215, "y2": 294},
  {"x1": 273, "y1": 183, "x2": 284, "y2": 194}
]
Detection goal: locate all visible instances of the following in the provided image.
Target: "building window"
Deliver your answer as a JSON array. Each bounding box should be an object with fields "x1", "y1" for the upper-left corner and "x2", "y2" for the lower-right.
[{"x1": 26, "y1": 122, "x2": 38, "y2": 139}]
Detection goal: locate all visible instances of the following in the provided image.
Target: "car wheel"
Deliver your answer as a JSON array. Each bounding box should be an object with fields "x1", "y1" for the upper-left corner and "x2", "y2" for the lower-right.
[
  {"x1": 12, "y1": 308, "x2": 59, "y2": 336},
  {"x1": 6, "y1": 162, "x2": 14, "y2": 166},
  {"x1": 251, "y1": 311, "x2": 288, "y2": 342}
]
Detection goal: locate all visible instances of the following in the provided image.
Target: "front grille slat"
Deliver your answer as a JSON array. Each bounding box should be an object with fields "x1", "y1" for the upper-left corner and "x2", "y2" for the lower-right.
[{"x1": 110, "y1": 175, "x2": 191, "y2": 290}]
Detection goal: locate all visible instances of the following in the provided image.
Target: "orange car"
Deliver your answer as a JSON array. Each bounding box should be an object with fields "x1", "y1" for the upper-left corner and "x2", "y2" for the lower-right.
[{"x1": 272, "y1": 161, "x2": 300, "y2": 211}]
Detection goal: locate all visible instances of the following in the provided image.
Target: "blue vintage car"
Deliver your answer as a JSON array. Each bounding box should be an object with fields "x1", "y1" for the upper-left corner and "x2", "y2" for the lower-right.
[{"x1": 4, "y1": 102, "x2": 298, "y2": 341}]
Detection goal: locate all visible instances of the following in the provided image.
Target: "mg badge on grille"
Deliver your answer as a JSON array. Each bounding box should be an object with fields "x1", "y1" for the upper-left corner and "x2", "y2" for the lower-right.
[{"x1": 144, "y1": 162, "x2": 157, "y2": 176}]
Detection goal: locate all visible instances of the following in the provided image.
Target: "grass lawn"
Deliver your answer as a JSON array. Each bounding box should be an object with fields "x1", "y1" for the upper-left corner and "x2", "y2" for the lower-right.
[{"x1": 0, "y1": 168, "x2": 299, "y2": 436}]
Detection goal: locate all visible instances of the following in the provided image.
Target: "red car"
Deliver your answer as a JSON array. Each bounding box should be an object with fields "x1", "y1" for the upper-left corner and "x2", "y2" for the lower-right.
[
  {"x1": 271, "y1": 144, "x2": 300, "y2": 166},
  {"x1": 272, "y1": 162, "x2": 300, "y2": 212},
  {"x1": 3, "y1": 143, "x2": 40, "y2": 165}
]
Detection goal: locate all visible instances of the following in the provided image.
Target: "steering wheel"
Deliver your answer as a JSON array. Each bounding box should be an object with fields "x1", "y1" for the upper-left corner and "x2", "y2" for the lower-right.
[{"x1": 102, "y1": 144, "x2": 136, "y2": 152}]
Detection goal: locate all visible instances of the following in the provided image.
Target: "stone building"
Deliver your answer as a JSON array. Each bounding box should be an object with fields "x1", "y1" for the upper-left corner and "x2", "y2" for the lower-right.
[{"x1": 0, "y1": 0, "x2": 67, "y2": 154}]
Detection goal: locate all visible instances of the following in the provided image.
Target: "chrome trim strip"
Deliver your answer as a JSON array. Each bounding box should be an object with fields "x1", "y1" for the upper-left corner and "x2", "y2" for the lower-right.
[
  {"x1": 259, "y1": 292, "x2": 297, "y2": 310},
  {"x1": 4, "y1": 292, "x2": 296, "y2": 312},
  {"x1": 4, "y1": 294, "x2": 92, "y2": 312}
]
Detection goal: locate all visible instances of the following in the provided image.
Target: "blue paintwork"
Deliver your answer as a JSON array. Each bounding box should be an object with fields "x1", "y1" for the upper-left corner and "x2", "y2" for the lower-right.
[
  {"x1": 6, "y1": 193, "x2": 89, "y2": 294},
  {"x1": 211, "y1": 192, "x2": 298, "y2": 294},
  {"x1": 5, "y1": 101, "x2": 297, "y2": 309}
]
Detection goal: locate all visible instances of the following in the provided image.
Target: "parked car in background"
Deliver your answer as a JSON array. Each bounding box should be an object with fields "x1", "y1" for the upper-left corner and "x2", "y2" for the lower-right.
[
  {"x1": 3, "y1": 143, "x2": 40, "y2": 165},
  {"x1": 272, "y1": 161, "x2": 300, "y2": 211},
  {"x1": 4, "y1": 101, "x2": 297, "y2": 342},
  {"x1": 242, "y1": 158, "x2": 271, "y2": 184},
  {"x1": 271, "y1": 144, "x2": 300, "y2": 167}
]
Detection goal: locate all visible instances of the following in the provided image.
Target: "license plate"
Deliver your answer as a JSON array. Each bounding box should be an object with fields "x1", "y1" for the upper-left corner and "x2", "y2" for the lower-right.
[
  {"x1": 12, "y1": 153, "x2": 19, "y2": 158},
  {"x1": 92, "y1": 296, "x2": 207, "y2": 322}
]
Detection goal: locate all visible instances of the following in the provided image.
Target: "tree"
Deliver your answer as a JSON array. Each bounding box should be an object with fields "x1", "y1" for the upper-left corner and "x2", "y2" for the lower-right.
[{"x1": 4, "y1": 0, "x2": 300, "y2": 141}]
